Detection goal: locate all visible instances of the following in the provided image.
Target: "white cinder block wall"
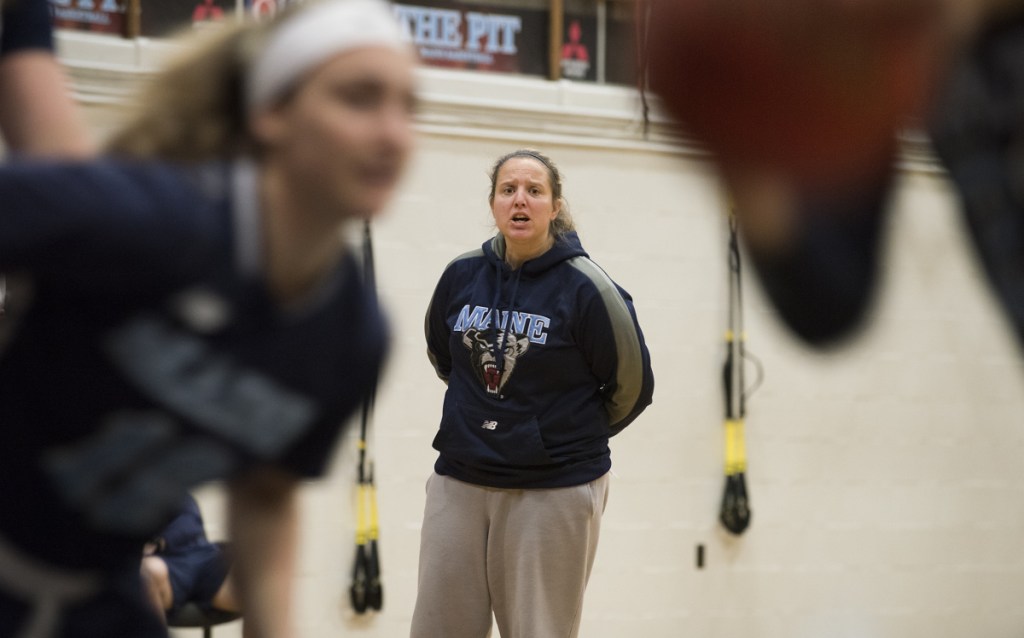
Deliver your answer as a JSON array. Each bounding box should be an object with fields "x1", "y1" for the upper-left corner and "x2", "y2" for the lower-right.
[
  {"x1": 58, "y1": 33, "x2": 1024, "y2": 638},
  {"x1": 188, "y1": 143, "x2": 1024, "y2": 638}
]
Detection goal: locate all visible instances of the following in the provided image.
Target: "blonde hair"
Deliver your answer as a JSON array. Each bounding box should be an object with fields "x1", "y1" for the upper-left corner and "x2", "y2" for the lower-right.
[
  {"x1": 103, "y1": 2, "x2": 342, "y2": 162},
  {"x1": 107, "y1": 0, "x2": 406, "y2": 163},
  {"x1": 106, "y1": 22, "x2": 267, "y2": 161}
]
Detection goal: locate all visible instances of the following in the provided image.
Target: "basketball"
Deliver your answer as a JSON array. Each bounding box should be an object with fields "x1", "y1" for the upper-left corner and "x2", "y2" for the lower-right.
[{"x1": 644, "y1": 0, "x2": 945, "y2": 189}]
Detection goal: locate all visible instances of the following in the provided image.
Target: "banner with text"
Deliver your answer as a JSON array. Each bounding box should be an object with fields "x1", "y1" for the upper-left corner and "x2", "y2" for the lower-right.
[
  {"x1": 50, "y1": 0, "x2": 128, "y2": 36},
  {"x1": 394, "y1": 2, "x2": 547, "y2": 76}
]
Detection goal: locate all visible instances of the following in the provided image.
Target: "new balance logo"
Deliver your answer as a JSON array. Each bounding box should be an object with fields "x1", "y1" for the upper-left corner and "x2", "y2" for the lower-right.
[{"x1": 481, "y1": 420, "x2": 498, "y2": 430}]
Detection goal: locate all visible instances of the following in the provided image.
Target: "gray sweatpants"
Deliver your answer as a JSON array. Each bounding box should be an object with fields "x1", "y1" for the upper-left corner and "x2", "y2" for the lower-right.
[{"x1": 410, "y1": 472, "x2": 610, "y2": 638}]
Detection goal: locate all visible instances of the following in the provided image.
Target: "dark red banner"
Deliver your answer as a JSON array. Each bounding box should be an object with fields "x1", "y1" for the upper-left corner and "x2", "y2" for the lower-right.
[
  {"x1": 394, "y1": 1, "x2": 548, "y2": 76},
  {"x1": 244, "y1": 0, "x2": 304, "y2": 19},
  {"x1": 560, "y1": 13, "x2": 596, "y2": 82},
  {"x1": 50, "y1": 0, "x2": 128, "y2": 36},
  {"x1": 138, "y1": 0, "x2": 234, "y2": 37}
]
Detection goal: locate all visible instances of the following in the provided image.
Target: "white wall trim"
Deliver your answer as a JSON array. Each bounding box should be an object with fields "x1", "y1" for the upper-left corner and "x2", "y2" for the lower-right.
[{"x1": 56, "y1": 29, "x2": 940, "y2": 170}]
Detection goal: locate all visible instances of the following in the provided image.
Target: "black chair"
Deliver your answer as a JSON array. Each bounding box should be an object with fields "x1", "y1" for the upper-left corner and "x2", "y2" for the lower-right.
[{"x1": 166, "y1": 602, "x2": 242, "y2": 638}]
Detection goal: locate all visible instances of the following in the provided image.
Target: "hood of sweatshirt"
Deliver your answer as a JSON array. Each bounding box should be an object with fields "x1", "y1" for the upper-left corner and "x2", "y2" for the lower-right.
[{"x1": 482, "y1": 230, "x2": 589, "y2": 276}]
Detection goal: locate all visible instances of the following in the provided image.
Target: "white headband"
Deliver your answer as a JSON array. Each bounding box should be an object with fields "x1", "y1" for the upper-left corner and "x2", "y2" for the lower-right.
[{"x1": 247, "y1": 0, "x2": 409, "y2": 112}]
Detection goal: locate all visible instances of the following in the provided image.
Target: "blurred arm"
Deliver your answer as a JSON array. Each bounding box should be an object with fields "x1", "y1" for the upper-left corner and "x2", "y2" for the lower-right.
[
  {"x1": 425, "y1": 268, "x2": 453, "y2": 383},
  {"x1": 228, "y1": 468, "x2": 299, "y2": 638},
  {"x1": 0, "y1": 0, "x2": 93, "y2": 156},
  {"x1": 0, "y1": 52, "x2": 93, "y2": 156}
]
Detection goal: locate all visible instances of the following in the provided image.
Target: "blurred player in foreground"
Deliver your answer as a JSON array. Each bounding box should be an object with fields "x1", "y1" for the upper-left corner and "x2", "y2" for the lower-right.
[{"x1": 0, "y1": 1, "x2": 416, "y2": 636}]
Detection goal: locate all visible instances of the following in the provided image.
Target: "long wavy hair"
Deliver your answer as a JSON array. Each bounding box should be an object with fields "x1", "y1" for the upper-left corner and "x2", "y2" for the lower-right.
[{"x1": 104, "y1": 12, "x2": 291, "y2": 161}]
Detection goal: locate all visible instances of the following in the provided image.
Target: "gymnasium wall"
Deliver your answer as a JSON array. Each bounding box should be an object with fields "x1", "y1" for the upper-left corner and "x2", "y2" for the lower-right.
[{"x1": 55, "y1": 30, "x2": 1024, "y2": 638}]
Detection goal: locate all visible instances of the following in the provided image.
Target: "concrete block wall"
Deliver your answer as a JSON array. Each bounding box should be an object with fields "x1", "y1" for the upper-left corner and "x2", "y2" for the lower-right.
[{"x1": 175, "y1": 139, "x2": 1024, "y2": 638}]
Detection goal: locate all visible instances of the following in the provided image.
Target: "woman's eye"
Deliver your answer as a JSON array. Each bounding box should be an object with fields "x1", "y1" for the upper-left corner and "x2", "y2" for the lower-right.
[
  {"x1": 336, "y1": 83, "x2": 384, "y2": 110},
  {"x1": 344, "y1": 92, "x2": 379, "y2": 109}
]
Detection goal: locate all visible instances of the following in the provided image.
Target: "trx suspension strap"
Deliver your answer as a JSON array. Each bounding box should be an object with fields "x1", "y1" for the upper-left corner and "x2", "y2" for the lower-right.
[
  {"x1": 351, "y1": 220, "x2": 383, "y2": 614},
  {"x1": 719, "y1": 213, "x2": 762, "y2": 535}
]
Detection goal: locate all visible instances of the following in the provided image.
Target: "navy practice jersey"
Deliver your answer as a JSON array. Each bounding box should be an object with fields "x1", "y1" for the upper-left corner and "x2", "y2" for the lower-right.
[{"x1": 0, "y1": 159, "x2": 388, "y2": 574}]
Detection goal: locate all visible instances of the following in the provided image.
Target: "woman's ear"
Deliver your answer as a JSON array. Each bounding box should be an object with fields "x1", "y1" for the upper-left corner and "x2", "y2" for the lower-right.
[{"x1": 249, "y1": 108, "x2": 287, "y2": 148}]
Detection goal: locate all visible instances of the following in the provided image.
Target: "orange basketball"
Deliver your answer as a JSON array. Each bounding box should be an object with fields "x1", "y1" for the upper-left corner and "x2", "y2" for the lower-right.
[{"x1": 644, "y1": 0, "x2": 945, "y2": 188}]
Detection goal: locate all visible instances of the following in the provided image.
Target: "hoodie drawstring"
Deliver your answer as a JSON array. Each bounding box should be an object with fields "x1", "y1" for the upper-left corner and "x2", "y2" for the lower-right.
[{"x1": 488, "y1": 262, "x2": 523, "y2": 389}]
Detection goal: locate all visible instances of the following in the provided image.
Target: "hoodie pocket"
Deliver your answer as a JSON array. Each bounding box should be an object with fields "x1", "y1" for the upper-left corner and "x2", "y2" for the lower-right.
[{"x1": 432, "y1": 402, "x2": 554, "y2": 470}]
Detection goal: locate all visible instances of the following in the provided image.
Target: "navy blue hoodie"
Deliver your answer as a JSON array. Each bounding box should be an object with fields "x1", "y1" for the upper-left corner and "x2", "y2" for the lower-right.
[{"x1": 425, "y1": 231, "x2": 654, "y2": 488}]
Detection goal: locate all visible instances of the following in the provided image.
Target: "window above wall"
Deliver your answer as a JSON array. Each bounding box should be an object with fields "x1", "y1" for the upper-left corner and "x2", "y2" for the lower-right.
[{"x1": 48, "y1": 0, "x2": 638, "y2": 85}]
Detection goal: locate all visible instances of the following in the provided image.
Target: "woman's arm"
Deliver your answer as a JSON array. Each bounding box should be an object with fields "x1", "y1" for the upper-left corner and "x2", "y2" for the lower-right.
[
  {"x1": 0, "y1": 52, "x2": 93, "y2": 157},
  {"x1": 424, "y1": 268, "x2": 453, "y2": 383},
  {"x1": 0, "y1": 0, "x2": 93, "y2": 156},
  {"x1": 227, "y1": 467, "x2": 300, "y2": 638},
  {"x1": 576, "y1": 264, "x2": 654, "y2": 436}
]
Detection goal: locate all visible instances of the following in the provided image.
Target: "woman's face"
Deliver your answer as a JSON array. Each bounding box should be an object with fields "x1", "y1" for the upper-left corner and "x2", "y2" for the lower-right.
[
  {"x1": 253, "y1": 45, "x2": 417, "y2": 219},
  {"x1": 490, "y1": 157, "x2": 559, "y2": 253}
]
